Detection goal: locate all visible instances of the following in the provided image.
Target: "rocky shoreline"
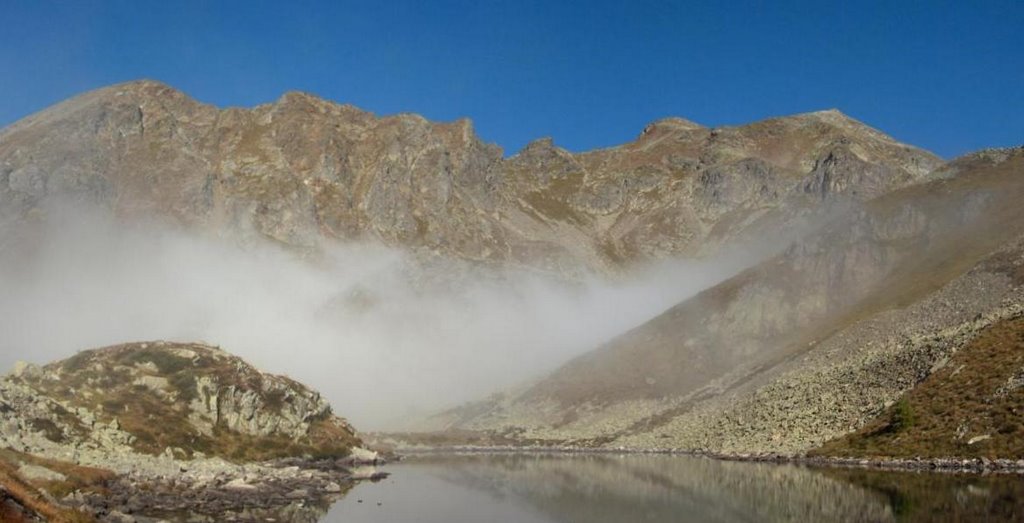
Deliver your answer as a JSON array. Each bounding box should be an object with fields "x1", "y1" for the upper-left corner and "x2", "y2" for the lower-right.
[
  {"x1": 68, "y1": 445, "x2": 1024, "y2": 521},
  {"x1": 712, "y1": 452, "x2": 1024, "y2": 475},
  {"x1": 390, "y1": 444, "x2": 1024, "y2": 475},
  {"x1": 71, "y1": 454, "x2": 388, "y2": 522}
]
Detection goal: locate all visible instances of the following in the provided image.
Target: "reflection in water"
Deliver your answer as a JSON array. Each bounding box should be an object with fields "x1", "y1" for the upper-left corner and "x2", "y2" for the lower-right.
[
  {"x1": 146, "y1": 495, "x2": 339, "y2": 522},
  {"x1": 322, "y1": 454, "x2": 1024, "y2": 523},
  {"x1": 152, "y1": 498, "x2": 336, "y2": 522}
]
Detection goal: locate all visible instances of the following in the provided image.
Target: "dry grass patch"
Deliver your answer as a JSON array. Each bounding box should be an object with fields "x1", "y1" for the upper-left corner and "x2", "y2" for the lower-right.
[
  {"x1": 813, "y1": 315, "x2": 1024, "y2": 459},
  {"x1": 0, "y1": 453, "x2": 102, "y2": 523}
]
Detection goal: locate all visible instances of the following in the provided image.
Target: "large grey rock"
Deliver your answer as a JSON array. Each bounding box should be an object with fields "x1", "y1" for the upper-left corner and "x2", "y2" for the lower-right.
[{"x1": 17, "y1": 463, "x2": 66, "y2": 482}]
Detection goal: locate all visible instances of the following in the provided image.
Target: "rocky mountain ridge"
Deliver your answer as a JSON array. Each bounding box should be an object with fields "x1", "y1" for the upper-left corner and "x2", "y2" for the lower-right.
[{"x1": 0, "y1": 80, "x2": 942, "y2": 274}]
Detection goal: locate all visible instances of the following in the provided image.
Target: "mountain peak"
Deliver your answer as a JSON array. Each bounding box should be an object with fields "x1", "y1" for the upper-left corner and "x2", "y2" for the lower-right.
[
  {"x1": 802, "y1": 108, "x2": 861, "y2": 124},
  {"x1": 101, "y1": 78, "x2": 192, "y2": 102},
  {"x1": 639, "y1": 117, "x2": 705, "y2": 139}
]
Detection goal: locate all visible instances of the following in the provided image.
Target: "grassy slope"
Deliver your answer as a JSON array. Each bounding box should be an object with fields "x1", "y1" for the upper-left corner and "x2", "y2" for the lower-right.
[
  {"x1": 0, "y1": 449, "x2": 107, "y2": 522},
  {"x1": 813, "y1": 314, "x2": 1024, "y2": 459}
]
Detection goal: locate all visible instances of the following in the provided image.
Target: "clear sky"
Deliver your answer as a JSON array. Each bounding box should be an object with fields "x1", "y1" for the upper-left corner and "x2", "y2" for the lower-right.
[{"x1": 1, "y1": 0, "x2": 1021, "y2": 158}]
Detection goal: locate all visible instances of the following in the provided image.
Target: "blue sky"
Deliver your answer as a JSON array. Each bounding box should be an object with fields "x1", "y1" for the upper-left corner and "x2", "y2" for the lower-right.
[{"x1": 1, "y1": 1, "x2": 1021, "y2": 158}]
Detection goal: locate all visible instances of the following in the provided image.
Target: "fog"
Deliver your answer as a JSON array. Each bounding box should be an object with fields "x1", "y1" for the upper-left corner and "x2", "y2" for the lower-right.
[{"x1": 0, "y1": 203, "x2": 775, "y2": 429}]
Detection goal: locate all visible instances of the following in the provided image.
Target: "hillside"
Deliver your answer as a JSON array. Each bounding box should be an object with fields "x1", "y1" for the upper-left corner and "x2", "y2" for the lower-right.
[
  {"x1": 432, "y1": 147, "x2": 1024, "y2": 454},
  {"x1": 0, "y1": 342, "x2": 377, "y2": 520},
  {"x1": 1, "y1": 341, "x2": 359, "y2": 464},
  {"x1": 812, "y1": 313, "x2": 1024, "y2": 459},
  {"x1": 0, "y1": 80, "x2": 941, "y2": 274},
  {"x1": 0, "y1": 449, "x2": 111, "y2": 523}
]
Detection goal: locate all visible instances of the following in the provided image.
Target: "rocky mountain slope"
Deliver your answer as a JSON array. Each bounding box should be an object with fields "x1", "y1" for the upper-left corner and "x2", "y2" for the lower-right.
[
  {"x1": 812, "y1": 311, "x2": 1024, "y2": 460},
  {"x1": 0, "y1": 342, "x2": 380, "y2": 521},
  {"x1": 433, "y1": 147, "x2": 1024, "y2": 454},
  {"x1": 0, "y1": 80, "x2": 941, "y2": 274}
]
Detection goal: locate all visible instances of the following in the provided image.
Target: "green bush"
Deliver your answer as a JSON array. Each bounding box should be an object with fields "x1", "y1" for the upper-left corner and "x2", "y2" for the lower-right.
[{"x1": 892, "y1": 399, "x2": 916, "y2": 432}]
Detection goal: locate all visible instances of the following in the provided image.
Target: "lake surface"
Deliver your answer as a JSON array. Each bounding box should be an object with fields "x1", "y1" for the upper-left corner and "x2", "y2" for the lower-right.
[{"x1": 317, "y1": 453, "x2": 1024, "y2": 522}]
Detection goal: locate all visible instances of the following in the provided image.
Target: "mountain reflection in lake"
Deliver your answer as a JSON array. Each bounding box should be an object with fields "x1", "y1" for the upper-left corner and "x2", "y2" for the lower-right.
[{"x1": 322, "y1": 453, "x2": 1024, "y2": 522}]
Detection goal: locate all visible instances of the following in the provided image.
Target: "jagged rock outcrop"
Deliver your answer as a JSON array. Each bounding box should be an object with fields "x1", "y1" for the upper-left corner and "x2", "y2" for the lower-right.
[
  {"x1": 0, "y1": 342, "x2": 360, "y2": 467},
  {"x1": 0, "y1": 341, "x2": 392, "y2": 520},
  {"x1": 0, "y1": 80, "x2": 942, "y2": 274}
]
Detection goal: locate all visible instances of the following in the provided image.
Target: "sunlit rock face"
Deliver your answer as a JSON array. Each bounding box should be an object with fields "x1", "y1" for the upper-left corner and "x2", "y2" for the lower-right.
[
  {"x1": 0, "y1": 341, "x2": 360, "y2": 466},
  {"x1": 0, "y1": 80, "x2": 941, "y2": 274}
]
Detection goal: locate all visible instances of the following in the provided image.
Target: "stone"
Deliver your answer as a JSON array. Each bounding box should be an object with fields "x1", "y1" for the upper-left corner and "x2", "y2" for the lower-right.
[
  {"x1": 350, "y1": 466, "x2": 382, "y2": 480},
  {"x1": 968, "y1": 434, "x2": 992, "y2": 445},
  {"x1": 17, "y1": 463, "x2": 66, "y2": 482},
  {"x1": 11, "y1": 361, "x2": 40, "y2": 379},
  {"x1": 132, "y1": 375, "x2": 169, "y2": 392},
  {"x1": 285, "y1": 488, "x2": 310, "y2": 499},
  {"x1": 224, "y1": 478, "x2": 258, "y2": 491},
  {"x1": 347, "y1": 446, "x2": 379, "y2": 464}
]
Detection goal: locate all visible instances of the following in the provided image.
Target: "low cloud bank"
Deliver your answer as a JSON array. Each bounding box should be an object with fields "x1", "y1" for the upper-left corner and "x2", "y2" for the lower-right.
[{"x1": 0, "y1": 203, "x2": 768, "y2": 429}]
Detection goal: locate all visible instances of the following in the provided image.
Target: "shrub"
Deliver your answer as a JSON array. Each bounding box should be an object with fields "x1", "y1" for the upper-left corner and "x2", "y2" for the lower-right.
[
  {"x1": 170, "y1": 371, "x2": 197, "y2": 402},
  {"x1": 61, "y1": 352, "x2": 93, "y2": 373},
  {"x1": 892, "y1": 399, "x2": 916, "y2": 432},
  {"x1": 263, "y1": 389, "x2": 287, "y2": 413},
  {"x1": 28, "y1": 418, "x2": 65, "y2": 443}
]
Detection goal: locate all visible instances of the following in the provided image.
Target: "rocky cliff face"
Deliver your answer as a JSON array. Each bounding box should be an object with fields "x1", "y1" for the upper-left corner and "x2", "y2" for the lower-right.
[
  {"x1": 0, "y1": 341, "x2": 359, "y2": 466},
  {"x1": 0, "y1": 80, "x2": 942, "y2": 274},
  {"x1": 435, "y1": 148, "x2": 1024, "y2": 453}
]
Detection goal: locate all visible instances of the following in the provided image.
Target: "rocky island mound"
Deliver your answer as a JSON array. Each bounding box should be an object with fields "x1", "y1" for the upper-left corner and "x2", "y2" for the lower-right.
[{"x1": 0, "y1": 342, "x2": 381, "y2": 522}]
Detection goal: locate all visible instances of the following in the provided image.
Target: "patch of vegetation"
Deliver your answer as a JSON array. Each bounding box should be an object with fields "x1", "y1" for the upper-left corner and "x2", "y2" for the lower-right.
[
  {"x1": 262, "y1": 389, "x2": 287, "y2": 414},
  {"x1": 0, "y1": 449, "x2": 106, "y2": 522},
  {"x1": 813, "y1": 315, "x2": 1024, "y2": 459},
  {"x1": 121, "y1": 348, "x2": 191, "y2": 374},
  {"x1": 522, "y1": 170, "x2": 587, "y2": 224},
  {"x1": 101, "y1": 398, "x2": 126, "y2": 414},
  {"x1": 60, "y1": 351, "x2": 94, "y2": 373},
  {"x1": 28, "y1": 418, "x2": 65, "y2": 443},
  {"x1": 169, "y1": 370, "x2": 197, "y2": 402},
  {"x1": 114, "y1": 393, "x2": 209, "y2": 457},
  {"x1": 891, "y1": 399, "x2": 916, "y2": 433},
  {"x1": 209, "y1": 416, "x2": 357, "y2": 463}
]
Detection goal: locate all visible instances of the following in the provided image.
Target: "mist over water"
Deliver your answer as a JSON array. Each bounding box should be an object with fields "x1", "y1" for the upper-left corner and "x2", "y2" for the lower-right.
[{"x1": 0, "y1": 202, "x2": 777, "y2": 429}]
